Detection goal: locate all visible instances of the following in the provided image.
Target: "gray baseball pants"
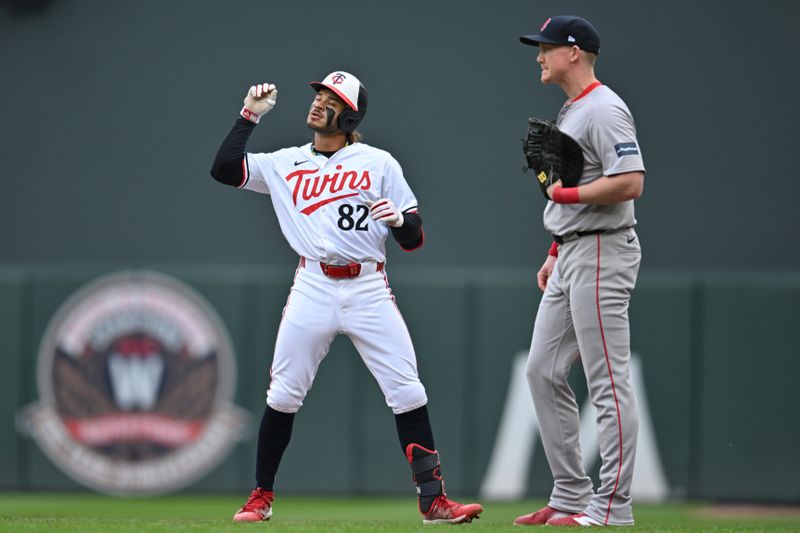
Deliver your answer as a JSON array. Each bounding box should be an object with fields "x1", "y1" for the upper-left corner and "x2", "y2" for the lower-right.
[{"x1": 526, "y1": 228, "x2": 641, "y2": 525}]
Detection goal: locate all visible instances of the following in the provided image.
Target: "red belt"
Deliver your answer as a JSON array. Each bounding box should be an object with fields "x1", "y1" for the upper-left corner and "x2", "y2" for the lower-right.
[{"x1": 300, "y1": 258, "x2": 384, "y2": 279}]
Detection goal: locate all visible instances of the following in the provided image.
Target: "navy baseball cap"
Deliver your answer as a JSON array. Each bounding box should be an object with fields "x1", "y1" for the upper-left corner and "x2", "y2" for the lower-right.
[{"x1": 520, "y1": 16, "x2": 601, "y2": 54}]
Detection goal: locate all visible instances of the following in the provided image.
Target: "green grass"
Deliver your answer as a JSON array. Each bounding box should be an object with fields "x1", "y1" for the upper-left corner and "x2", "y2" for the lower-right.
[{"x1": 0, "y1": 493, "x2": 798, "y2": 532}]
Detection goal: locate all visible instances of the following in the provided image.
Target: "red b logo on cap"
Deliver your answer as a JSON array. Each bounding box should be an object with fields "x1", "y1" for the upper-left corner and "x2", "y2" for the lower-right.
[{"x1": 540, "y1": 17, "x2": 551, "y2": 31}]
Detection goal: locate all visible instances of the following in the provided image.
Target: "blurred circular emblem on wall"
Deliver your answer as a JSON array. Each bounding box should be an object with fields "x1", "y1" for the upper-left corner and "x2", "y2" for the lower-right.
[{"x1": 17, "y1": 271, "x2": 250, "y2": 495}]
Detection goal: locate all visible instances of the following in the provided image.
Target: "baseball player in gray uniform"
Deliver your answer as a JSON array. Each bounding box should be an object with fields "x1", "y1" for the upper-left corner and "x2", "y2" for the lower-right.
[
  {"x1": 209, "y1": 71, "x2": 482, "y2": 525},
  {"x1": 513, "y1": 16, "x2": 646, "y2": 527}
]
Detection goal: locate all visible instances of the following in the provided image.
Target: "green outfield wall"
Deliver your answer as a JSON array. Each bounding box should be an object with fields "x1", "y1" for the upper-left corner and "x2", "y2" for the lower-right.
[
  {"x1": 2, "y1": 266, "x2": 798, "y2": 502},
  {"x1": 1, "y1": 0, "x2": 798, "y2": 271}
]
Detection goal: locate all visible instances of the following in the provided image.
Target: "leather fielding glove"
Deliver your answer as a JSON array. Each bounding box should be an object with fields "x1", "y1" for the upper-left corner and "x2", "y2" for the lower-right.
[
  {"x1": 523, "y1": 117, "x2": 584, "y2": 200},
  {"x1": 241, "y1": 83, "x2": 278, "y2": 124}
]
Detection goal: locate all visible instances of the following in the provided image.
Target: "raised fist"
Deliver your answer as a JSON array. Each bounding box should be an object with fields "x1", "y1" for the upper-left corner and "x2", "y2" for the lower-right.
[{"x1": 241, "y1": 83, "x2": 278, "y2": 124}]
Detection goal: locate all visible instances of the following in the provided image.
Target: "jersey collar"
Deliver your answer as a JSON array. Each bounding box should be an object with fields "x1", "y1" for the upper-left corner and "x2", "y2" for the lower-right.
[
  {"x1": 310, "y1": 141, "x2": 352, "y2": 158},
  {"x1": 570, "y1": 80, "x2": 602, "y2": 103}
]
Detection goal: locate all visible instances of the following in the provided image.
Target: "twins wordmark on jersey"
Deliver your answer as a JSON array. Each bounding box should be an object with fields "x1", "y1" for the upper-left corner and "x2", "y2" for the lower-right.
[
  {"x1": 284, "y1": 165, "x2": 372, "y2": 215},
  {"x1": 239, "y1": 142, "x2": 417, "y2": 264}
]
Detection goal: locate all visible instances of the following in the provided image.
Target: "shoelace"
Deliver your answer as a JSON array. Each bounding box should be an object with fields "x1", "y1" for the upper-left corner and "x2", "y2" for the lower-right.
[
  {"x1": 430, "y1": 496, "x2": 458, "y2": 514},
  {"x1": 536, "y1": 507, "x2": 556, "y2": 519},
  {"x1": 241, "y1": 490, "x2": 270, "y2": 511}
]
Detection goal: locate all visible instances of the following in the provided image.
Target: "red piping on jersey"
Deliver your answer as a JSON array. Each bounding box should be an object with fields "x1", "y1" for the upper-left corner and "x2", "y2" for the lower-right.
[
  {"x1": 401, "y1": 228, "x2": 425, "y2": 252},
  {"x1": 268, "y1": 365, "x2": 274, "y2": 393},
  {"x1": 571, "y1": 80, "x2": 602, "y2": 103},
  {"x1": 595, "y1": 233, "x2": 624, "y2": 525},
  {"x1": 238, "y1": 156, "x2": 249, "y2": 189},
  {"x1": 300, "y1": 192, "x2": 360, "y2": 215}
]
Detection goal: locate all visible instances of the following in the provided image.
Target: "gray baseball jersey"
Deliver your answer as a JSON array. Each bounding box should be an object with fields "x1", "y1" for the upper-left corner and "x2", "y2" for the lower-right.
[{"x1": 543, "y1": 85, "x2": 645, "y2": 237}]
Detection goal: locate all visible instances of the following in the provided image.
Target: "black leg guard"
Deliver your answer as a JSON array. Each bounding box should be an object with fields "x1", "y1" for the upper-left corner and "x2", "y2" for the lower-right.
[{"x1": 406, "y1": 443, "x2": 445, "y2": 514}]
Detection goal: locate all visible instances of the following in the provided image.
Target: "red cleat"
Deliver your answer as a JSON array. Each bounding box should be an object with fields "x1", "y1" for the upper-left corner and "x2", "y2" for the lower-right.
[
  {"x1": 421, "y1": 495, "x2": 483, "y2": 525},
  {"x1": 546, "y1": 512, "x2": 604, "y2": 527},
  {"x1": 514, "y1": 505, "x2": 571, "y2": 526},
  {"x1": 232, "y1": 487, "x2": 274, "y2": 522}
]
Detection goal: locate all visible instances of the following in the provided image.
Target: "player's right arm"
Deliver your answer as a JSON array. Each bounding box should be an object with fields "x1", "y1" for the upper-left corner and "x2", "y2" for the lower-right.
[{"x1": 210, "y1": 83, "x2": 278, "y2": 188}]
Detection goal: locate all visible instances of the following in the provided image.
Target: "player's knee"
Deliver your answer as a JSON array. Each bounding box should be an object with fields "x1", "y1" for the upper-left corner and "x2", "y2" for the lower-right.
[
  {"x1": 266, "y1": 386, "x2": 304, "y2": 413},
  {"x1": 525, "y1": 351, "x2": 548, "y2": 385},
  {"x1": 388, "y1": 382, "x2": 428, "y2": 414},
  {"x1": 525, "y1": 351, "x2": 563, "y2": 389}
]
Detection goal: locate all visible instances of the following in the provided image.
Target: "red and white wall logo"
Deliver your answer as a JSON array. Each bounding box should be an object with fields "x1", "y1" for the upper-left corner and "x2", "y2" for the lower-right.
[{"x1": 17, "y1": 271, "x2": 249, "y2": 495}]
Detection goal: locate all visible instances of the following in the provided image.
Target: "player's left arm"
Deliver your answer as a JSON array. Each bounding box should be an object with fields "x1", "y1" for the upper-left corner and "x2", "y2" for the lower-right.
[
  {"x1": 369, "y1": 199, "x2": 424, "y2": 251},
  {"x1": 391, "y1": 210, "x2": 424, "y2": 251},
  {"x1": 373, "y1": 156, "x2": 424, "y2": 251}
]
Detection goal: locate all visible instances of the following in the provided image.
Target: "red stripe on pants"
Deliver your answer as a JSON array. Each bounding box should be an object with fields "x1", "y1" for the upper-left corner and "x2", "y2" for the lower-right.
[{"x1": 595, "y1": 234, "x2": 624, "y2": 525}]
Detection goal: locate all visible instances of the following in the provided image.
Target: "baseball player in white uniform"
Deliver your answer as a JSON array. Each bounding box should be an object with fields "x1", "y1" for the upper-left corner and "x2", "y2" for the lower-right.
[
  {"x1": 209, "y1": 71, "x2": 482, "y2": 525},
  {"x1": 512, "y1": 17, "x2": 646, "y2": 527}
]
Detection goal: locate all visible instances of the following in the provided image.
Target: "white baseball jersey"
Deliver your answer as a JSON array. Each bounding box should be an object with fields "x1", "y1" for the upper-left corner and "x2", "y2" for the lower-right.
[{"x1": 240, "y1": 142, "x2": 418, "y2": 264}]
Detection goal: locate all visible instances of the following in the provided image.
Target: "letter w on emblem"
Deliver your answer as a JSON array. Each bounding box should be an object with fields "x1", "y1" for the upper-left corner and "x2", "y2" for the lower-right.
[{"x1": 108, "y1": 352, "x2": 165, "y2": 411}]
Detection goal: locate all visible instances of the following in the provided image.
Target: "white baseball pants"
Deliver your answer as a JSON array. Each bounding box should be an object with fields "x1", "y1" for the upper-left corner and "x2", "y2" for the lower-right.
[{"x1": 266, "y1": 259, "x2": 428, "y2": 415}]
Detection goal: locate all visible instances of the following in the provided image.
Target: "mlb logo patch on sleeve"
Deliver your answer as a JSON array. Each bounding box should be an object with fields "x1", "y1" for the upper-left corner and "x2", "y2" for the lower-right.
[{"x1": 614, "y1": 142, "x2": 639, "y2": 157}]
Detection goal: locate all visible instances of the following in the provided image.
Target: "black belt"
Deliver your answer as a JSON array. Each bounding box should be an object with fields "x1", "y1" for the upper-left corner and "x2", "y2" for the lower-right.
[{"x1": 552, "y1": 229, "x2": 606, "y2": 245}]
